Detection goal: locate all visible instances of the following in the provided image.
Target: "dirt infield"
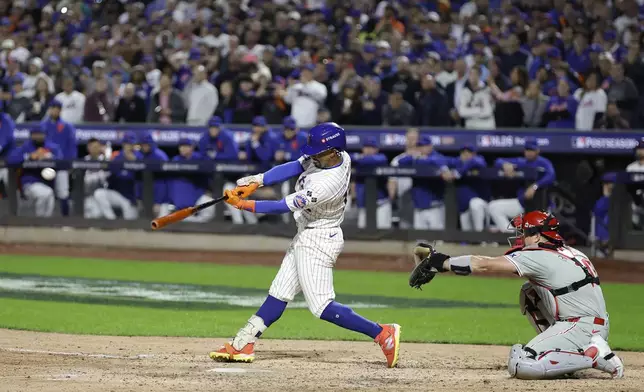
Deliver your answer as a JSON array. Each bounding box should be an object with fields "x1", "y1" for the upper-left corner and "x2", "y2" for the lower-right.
[
  {"x1": 1, "y1": 243, "x2": 644, "y2": 283},
  {"x1": 0, "y1": 329, "x2": 642, "y2": 392}
]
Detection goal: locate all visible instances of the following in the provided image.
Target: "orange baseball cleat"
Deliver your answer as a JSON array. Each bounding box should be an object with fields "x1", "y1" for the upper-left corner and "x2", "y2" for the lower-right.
[
  {"x1": 375, "y1": 324, "x2": 401, "y2": 368},
  {"x1": 209, "y1": 342, "x2": 255, "y2": 363}
]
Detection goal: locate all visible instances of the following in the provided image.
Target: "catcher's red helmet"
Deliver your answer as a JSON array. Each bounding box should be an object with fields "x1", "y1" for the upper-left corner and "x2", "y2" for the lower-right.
[{"x1": 509, "y1": 210, "x2": 563, "y2": 246}]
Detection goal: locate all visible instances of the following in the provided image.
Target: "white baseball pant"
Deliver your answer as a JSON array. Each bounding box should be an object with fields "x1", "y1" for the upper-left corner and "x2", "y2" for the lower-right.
[
  {"x1": 158, "y1": 194, "x2": 215, "y2": 223},
  {"x1": 224, "y1": 181, "x2": 257, "y2": 224},
  {"x1": 84, "y1": 195, "x2": 103, "y2": 219},
  {"x1": 357, "y1": 200, "x2": 392, "y2": 229},
  {"x1": 413, "y1": 205, "x2": 445, "y2": 230},
  {"x1": 268, "y1": 227, "x2": 344, "y2": 318},
  {"x1": 488, "y1": 198, "x2": 523, "y2": 232},
  {"x1": 23, "y1": 182, "x2": 55, "y2": 217},
  {"x1": 459, "y1": 197, "x2": 489, "y2": 232},
  {"x1": 54, "y1": 170, "x2": 70, "y2": 199},
  {"x1": 93, "y1": 188, "x2": 139, "y2": 220},
  {"x1": 508, "y1": 317, "x2": 610, "y2": 380}
]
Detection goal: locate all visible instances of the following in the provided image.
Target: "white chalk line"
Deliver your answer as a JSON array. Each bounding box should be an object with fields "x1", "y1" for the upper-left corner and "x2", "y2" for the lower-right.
[{"x1": 0, "y1": 347, "x2": 154, "y2": 359}]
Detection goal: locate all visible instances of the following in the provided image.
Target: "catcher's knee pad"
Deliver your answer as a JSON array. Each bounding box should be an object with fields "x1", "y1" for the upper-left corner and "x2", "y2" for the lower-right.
[
  {"x1": 519, "y1": 282, "x2": 556, "y2": 333},
  {"x1": 508, "y1": 344, "x2": 594, "y2": 380}
]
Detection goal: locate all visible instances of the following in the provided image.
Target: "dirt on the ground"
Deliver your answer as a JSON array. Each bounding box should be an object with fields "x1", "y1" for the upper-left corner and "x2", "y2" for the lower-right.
[
  {"x1": 1, "y1": 243, "x2": 644, "y2": 283},
  {"x1": 0, "y1": 329, "x2": 642, "y2": 392}
]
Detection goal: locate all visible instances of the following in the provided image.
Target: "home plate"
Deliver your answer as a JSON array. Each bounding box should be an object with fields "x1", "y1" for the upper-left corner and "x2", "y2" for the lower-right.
[{"x1": 207, "y1": 368, "x2": 271, "y2": 374}]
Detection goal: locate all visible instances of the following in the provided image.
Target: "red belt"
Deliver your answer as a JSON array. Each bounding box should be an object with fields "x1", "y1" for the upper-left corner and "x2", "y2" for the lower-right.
[{"x1": 563, "y1": 317, "x2": 605, "y2": 326}]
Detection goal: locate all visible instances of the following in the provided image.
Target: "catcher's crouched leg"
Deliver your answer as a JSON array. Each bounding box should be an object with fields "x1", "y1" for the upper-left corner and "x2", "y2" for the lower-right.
[
  {"x1": 507, "y1": 344, "x2": 595, "y2": 380},
  {"x1": 519, "y1": 282, "x2": 556, "y2": 333}
]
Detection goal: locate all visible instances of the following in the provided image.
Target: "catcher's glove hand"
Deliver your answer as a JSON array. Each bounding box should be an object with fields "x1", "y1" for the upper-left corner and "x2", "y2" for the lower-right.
[{"x1": 409, "y1": 243, "x2": 451, "y2": 290}]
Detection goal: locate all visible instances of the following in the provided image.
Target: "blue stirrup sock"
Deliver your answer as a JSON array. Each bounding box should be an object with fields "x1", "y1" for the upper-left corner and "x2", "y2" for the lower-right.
[
  {"x1": 320, "y1": 301, "x2": 383, "y2": 339},
  {"x1": 255, "y1": 295, "x2": 288, "y2": 333}
]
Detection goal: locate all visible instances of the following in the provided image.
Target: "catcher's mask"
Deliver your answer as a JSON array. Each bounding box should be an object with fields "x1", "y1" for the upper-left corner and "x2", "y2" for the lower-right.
[{"x1": 508, "y1": 210, "x2": 563, "y2": 247}]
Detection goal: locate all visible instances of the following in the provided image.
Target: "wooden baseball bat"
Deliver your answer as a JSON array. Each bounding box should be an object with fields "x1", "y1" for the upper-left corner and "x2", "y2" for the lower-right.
[{"x1": 151, "y1": 195, "x2": 228, "y2": 230}]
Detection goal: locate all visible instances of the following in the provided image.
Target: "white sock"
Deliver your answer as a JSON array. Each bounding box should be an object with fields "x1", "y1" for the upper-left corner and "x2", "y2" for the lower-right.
[{"x1": 231, "y1": 315, "x2": 267, "y2": 350}]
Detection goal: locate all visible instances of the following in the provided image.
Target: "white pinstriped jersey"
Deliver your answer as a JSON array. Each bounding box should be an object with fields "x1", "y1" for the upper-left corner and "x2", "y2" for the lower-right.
[{"x1": 284, "y1": 151, "x2": 351, "y2": 229}]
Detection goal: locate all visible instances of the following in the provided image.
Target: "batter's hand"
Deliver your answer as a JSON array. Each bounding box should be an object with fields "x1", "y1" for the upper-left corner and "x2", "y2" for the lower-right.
[
  {"x1": 233, "y1": 183, "x2": 259, "y2": 199},
  {"x1": 223, "y1": 189, "x2": 256, "y2": 212},
  {"x1": 237, "y1": 173, "x2": 264, "y2": 187}
]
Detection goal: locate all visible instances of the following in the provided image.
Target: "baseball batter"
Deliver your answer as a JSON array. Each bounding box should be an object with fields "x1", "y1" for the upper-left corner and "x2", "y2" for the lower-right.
[
  {"x1": 209, "y1": 122, "x2": 401, "y2": 368},
  {"x1": 410, "y1": 210, "x2": 624, "y2": 379}
]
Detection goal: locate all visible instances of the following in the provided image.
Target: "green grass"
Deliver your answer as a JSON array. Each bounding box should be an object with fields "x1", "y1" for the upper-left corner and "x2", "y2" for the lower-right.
[{"x1": 0, "y1": 255, "x2": 643, "y2": 351}]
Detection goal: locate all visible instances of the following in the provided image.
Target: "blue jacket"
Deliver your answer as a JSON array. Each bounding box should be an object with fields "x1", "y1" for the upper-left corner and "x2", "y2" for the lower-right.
[
  {"x1": 276, "y1": 131, "x2": 307, "y2": 161},
  {"x1": 397, "y1": 151, "x2": 448, "y2": 209},
  {"x1": 542, "y1": 95, "x2": 578, "y2": 129},
  {"x1": 593, "y1": 196, "x2": 610, "y2": 242},
  {"x1": 109, "y1": 150, "x2": 144, "y2": 203},
  {"x1": 351, "y1": 153, "x2": 389, "y2": 208},
  {"x1": 494, "y1": 155, "x2": 556, "y2": 206},
  {"x1": 198, "y1": 129, "x2": 239, "y2": 161},
  {"x1": 167, "y1": 152, "x2": 209, "y2": 209},
  {"x1": 138, "y1": 143, "x2": 169, "y2": 204},
  {"x1": 41, "y1": 118, "x2": 77, "y2": 159},
  {"x1": 565, "y1": 48, "x2": 592, "y2": 75},
  {"x1": 6, "y1": 140, "x2": 63, "y2": 187},
  {"x1": 0, "y1": 113, "x2": 15, "y2": 159},
  {"x1": 245, "y1": 131, "x2": 276, "y2": 163},
  {"x1": 444, "y1": 155, "x2": 490, "y2": 212}
]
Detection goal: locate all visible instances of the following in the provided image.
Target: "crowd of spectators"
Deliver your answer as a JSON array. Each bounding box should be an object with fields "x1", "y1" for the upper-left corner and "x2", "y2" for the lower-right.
[{"x1": 0, "y1": 0, "x2": 643, "y2": 130}]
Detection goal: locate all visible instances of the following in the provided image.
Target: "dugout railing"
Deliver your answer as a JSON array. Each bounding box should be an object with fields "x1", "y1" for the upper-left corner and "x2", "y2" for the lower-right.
[{"x1": 0, "y1": 160, "x2": 550, "y2": 245}]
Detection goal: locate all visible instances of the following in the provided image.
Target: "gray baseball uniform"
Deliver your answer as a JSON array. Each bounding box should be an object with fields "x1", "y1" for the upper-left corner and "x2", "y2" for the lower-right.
[{"x1": 505, "y1": 244, "x2": 608, "y2": 354}]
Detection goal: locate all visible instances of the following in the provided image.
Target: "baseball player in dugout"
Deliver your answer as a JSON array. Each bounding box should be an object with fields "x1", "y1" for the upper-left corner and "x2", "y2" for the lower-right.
[
  {"x1": 210, "y1": 122, "x2": 401, "y2": 368},
  {"x1": 351, "y1": 137, "x2": 392, "y2": 229},
  {"x1": 409, "y1": 210, "x2": 624, "y2": 380},
  {"x1": 488, "y1": 139, "x2": 556, "y2": 232}
]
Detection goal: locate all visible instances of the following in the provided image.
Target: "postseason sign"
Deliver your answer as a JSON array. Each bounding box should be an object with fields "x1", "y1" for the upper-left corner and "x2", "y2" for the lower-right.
[{"x1": 13, "y1": 124, "x2": 644, "y2": 155}]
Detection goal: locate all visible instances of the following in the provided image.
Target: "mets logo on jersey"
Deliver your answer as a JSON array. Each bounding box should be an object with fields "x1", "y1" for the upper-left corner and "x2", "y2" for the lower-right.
[{"x1": 293, "y1": 195, "x2": 308, "y2": 208}]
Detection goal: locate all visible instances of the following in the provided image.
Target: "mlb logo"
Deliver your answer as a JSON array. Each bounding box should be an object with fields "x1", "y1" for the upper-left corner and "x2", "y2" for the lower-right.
[
  {"x1": 574, "y1": 137, "x2": 586, "y2": 148},
  {"x1": 478, "y1": 135, "x2": 491, "y2": 147}
]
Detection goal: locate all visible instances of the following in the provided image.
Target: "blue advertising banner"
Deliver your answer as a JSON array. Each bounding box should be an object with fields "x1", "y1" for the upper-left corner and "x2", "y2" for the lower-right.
[{"x1": 13, "y1": 123, "x2": 644, "y2": 155}]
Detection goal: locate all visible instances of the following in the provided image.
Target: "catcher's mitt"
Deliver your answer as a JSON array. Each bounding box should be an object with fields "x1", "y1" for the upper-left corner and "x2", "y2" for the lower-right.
[{"x1": 409, "y1": 243, "x2": 451, "y2": 289}]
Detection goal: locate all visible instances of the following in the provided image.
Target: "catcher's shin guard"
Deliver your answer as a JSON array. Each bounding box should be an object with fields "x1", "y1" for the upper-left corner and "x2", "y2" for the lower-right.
[{"x1": 508, "y1": 344, "x2": 594, "y2": 380}]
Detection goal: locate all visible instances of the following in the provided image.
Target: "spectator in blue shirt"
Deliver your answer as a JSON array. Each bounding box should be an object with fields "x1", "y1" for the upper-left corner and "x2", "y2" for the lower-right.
[
  {"x1": 351, "y1": 137, "x2": 391, "y2": 229},
  {"x1": 160, "y1": 138, "x2": 214, "y2": 223},
  {"x1": 360, "y1": 75, "x2": 389, "y2": 125},
  {"x1": 541, "y1": 79, "x2": 578, "y2": 128},
  {"x1": 241, "y1": 116, "x2": 276, "y2": 164},
  {"x1": 566, "y1": 33, "x2": 592, "y2": 75},
  {"x1": 198, "y1": 116, "x2": 239, "y2": 161},
  {"x1": 443, "y1": 144, "x2": 491, "y2": 232},
  {"x1": 488, "y1": 139, "x2": 556, "y2": 231},
  {"x1": 397, "y1": 136, "x2": 448, "y2": 230}
]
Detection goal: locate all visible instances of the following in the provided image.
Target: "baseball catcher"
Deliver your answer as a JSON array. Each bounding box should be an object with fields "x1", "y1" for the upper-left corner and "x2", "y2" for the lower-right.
[{"x1": 410, "y1": 210, "x2": 624, "y2": 379}]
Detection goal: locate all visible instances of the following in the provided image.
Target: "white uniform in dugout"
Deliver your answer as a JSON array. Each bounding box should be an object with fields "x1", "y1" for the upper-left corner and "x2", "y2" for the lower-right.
[{"x1": 271, "y1": 152, "x2": 351, "y2": 316}]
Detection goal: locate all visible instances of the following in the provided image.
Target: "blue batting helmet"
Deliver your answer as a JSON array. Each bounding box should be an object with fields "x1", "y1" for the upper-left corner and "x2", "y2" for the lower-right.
[{"x1": 301, "y1": 122, "x2": 346, "y2": 156}]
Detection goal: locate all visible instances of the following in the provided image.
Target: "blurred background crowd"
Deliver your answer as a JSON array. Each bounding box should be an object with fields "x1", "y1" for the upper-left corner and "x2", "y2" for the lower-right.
[{"x1": 0, "y1": 0, "x2": 643, "y2": 129}]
